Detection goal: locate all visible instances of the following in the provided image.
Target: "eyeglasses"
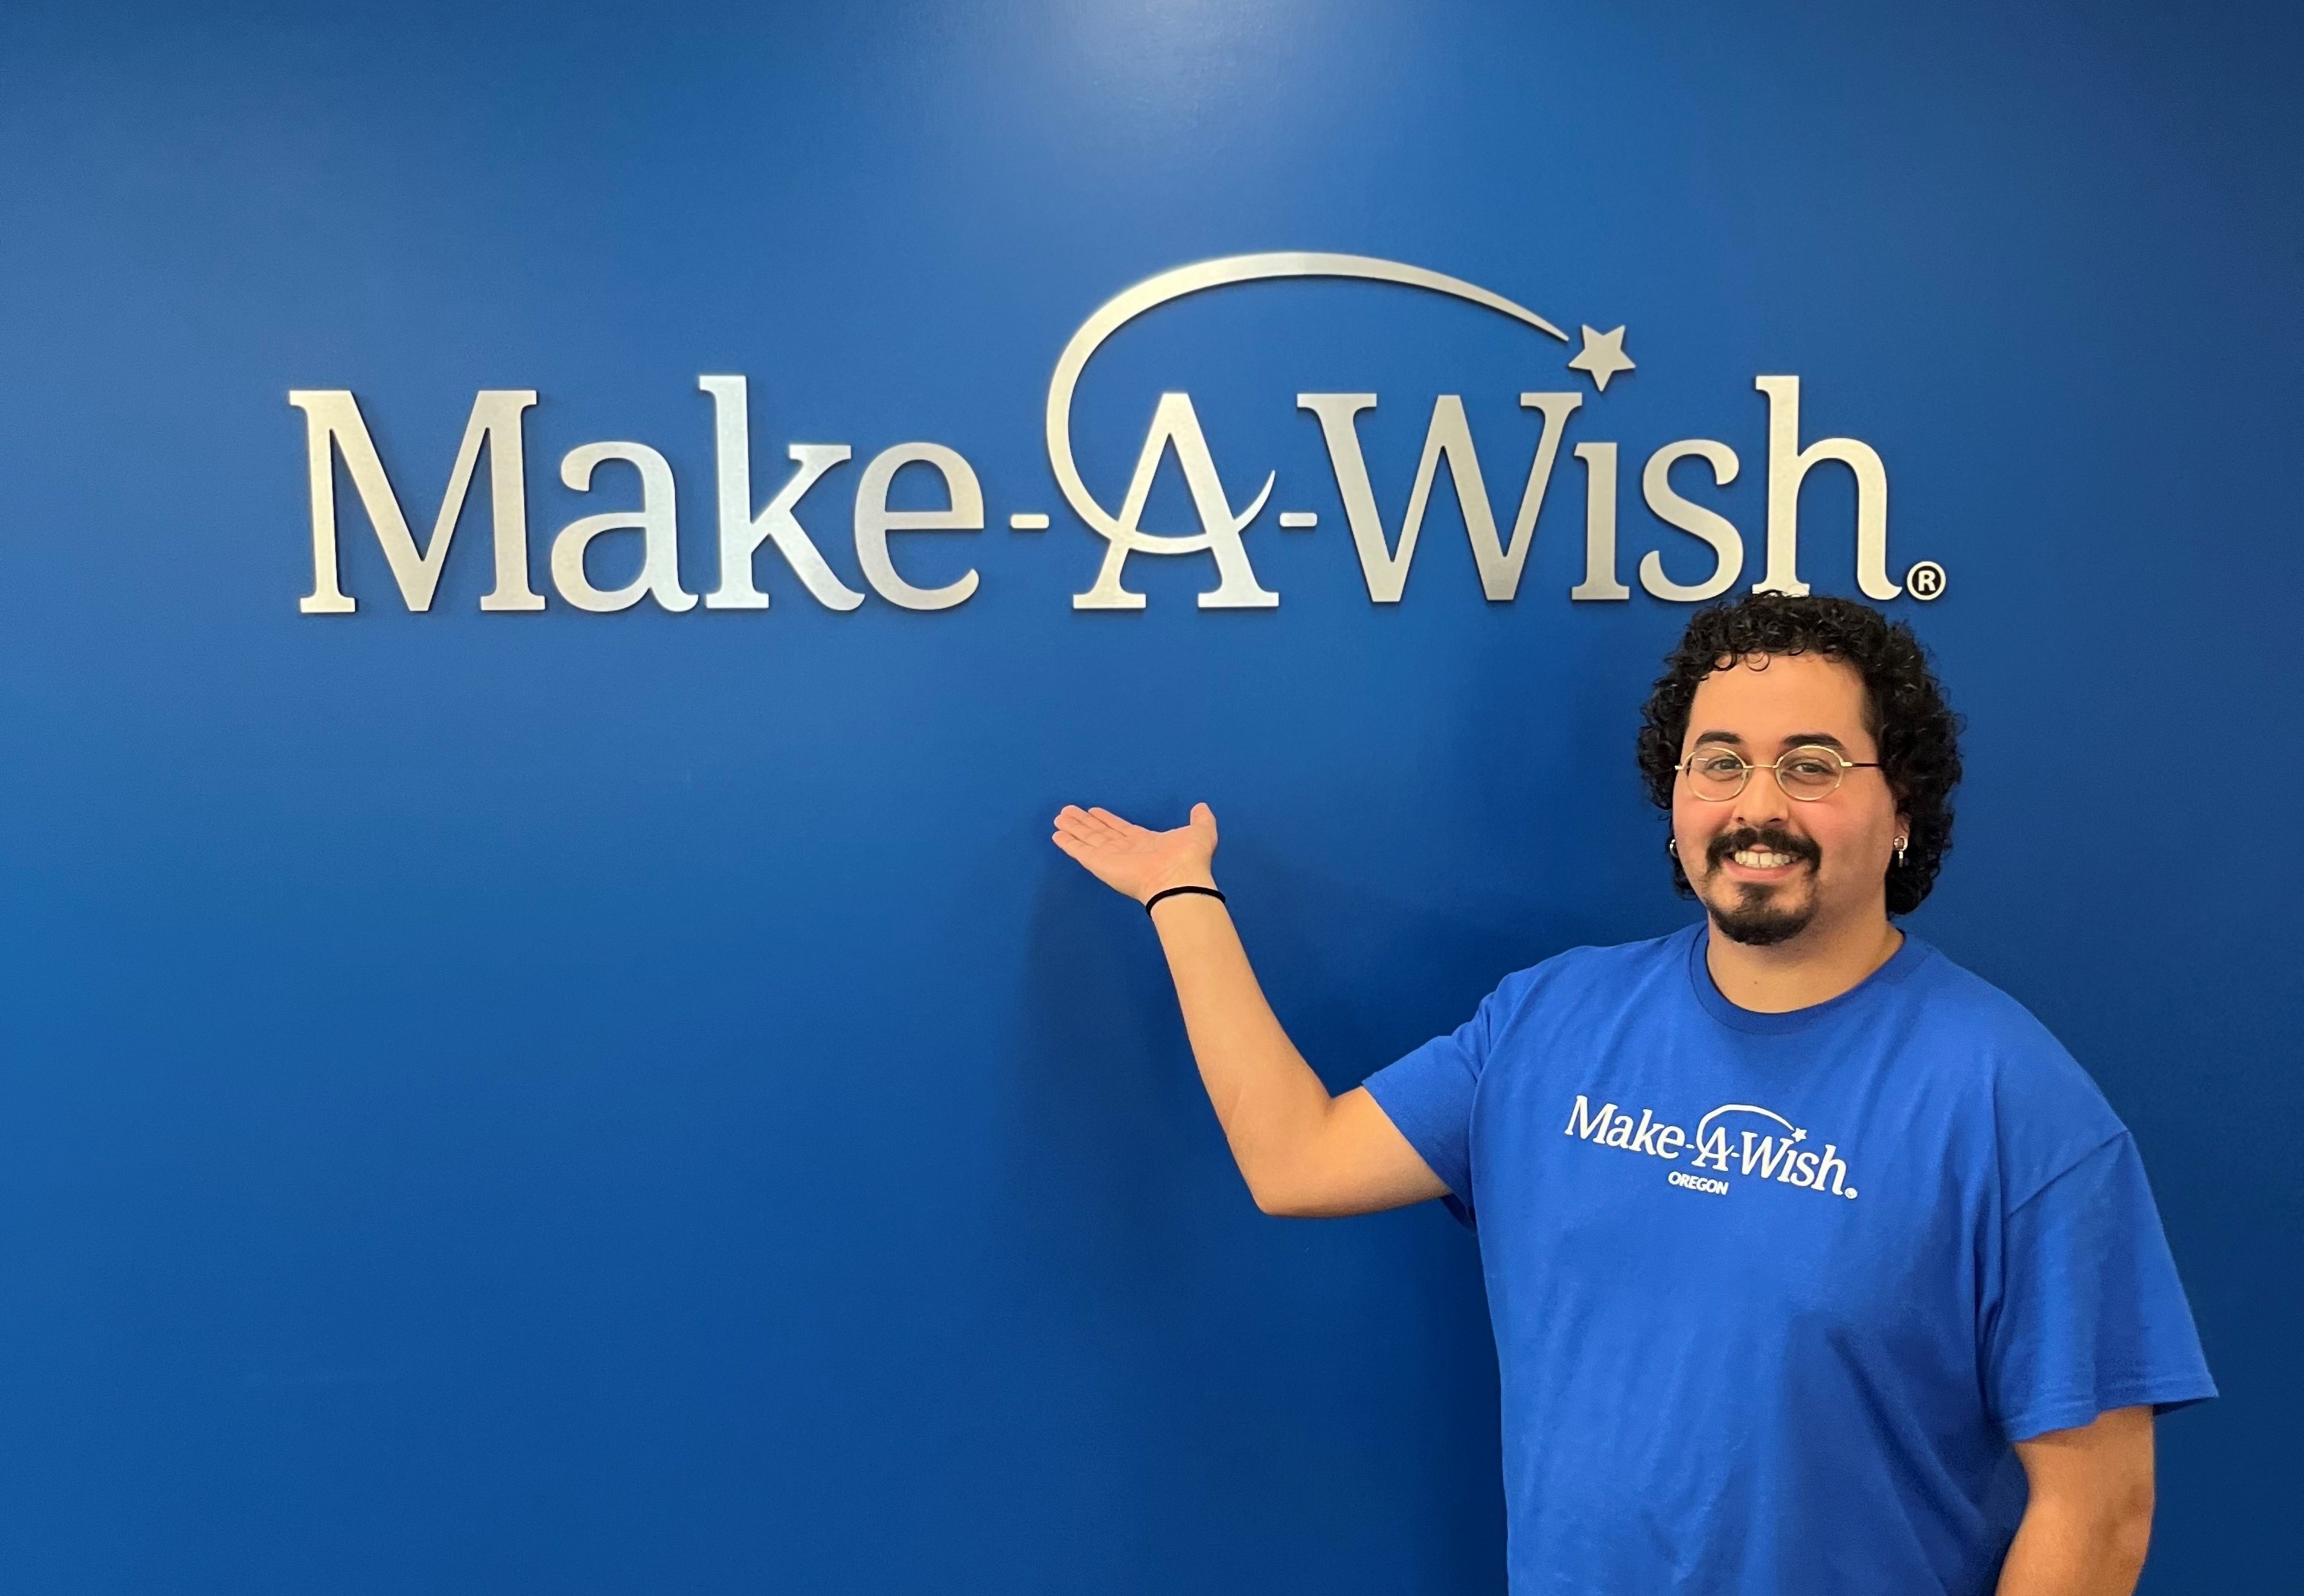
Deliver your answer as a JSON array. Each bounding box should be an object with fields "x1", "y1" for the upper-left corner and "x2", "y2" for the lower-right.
[{"x1": 1678, "y1": 744, "x2": 1882, "y2": 802}]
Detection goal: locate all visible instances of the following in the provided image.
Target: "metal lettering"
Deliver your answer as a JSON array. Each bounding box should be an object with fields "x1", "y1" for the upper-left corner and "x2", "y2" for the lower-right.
[
  {"x1": 853, "y1": 443, "x2": 983, "y2": 611},
  {"x1": 1569, "y1": 441, "x2": 1629, "y2": 600},
  {"x1": 1297, "y1": 391, "x2": 1582, "y2": 603},
  {"x1": 551, "y1": 442, "x2": 695, "y2": 613},
  {"x1": 1071, "y1": 392, "x2": 1276, "y2": 611},
  {"x1": 1754, "y1": 376, "x2": 1897, "y2": 600},
  {"x1": 290, "y1": 389, "x2": 542, "y2": 614},
  {"x1": 698, "y1": 375, "x2": 864, "y2": 612},
  {"x1": 1639, "y1": 440, "x2": 1742, "y2": 603}
]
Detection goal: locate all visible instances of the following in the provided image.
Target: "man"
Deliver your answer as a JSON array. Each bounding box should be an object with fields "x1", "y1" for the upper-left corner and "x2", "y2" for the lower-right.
[{"x1": 1051, "y1": 593, "x2": 2213, "y2": 1596}]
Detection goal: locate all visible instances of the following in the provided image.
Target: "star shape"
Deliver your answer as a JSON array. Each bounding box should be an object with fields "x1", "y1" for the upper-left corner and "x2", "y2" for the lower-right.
[
  {"x1": 1791, "y1": 1127, "x2": 1808, "y2": 1143},
  {"x1": 1568, "y1": 324, "x2": 1635, "y2": 392}
]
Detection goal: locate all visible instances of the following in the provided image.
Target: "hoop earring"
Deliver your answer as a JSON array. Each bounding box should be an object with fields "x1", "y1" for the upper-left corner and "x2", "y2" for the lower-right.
[
  {"x1": 1666, "y1": 837, "x2": 1679, "y2": 859},
  {"x1": 1893, "y1": 836, "x2": 1909, "y2": 866}
]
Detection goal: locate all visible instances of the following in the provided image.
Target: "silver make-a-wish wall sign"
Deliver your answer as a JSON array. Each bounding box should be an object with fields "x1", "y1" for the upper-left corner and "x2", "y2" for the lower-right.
[{"x1": 289, "y1": 252, "x2": 1941, "y2": 617}]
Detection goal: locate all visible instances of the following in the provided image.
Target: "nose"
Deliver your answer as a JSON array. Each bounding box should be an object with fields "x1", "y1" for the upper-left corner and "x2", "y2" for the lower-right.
[{"x1": 1730, "y1": 760, "x2": 1794, "y2": 831}]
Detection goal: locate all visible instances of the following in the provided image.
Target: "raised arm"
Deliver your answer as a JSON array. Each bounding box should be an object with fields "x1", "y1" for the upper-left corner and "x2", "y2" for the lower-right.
[{"x1": 1051, "y1": 802, "x2": 1446, "y2": 1217}]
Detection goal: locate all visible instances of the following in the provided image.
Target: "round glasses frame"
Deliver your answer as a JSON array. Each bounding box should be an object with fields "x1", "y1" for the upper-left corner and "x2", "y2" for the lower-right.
[{"x1": 1678, "y1": 744, "x2": 1883, "y2": 802}]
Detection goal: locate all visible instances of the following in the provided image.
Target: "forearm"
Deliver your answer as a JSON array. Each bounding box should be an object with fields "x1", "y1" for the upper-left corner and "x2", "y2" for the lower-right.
[
  {"x1": 1995, "y1": 1498, "x2": 2152, "y2": 1596},
  {"x1": 1050, "y1": 800, "x2": 1438, "y2": 1215},
  {"x1": 1147, "y1": 894, "x2": 1338, "y2": 1211}
]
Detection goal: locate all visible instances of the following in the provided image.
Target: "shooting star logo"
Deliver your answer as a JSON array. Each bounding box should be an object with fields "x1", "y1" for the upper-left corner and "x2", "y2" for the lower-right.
[{"x1": 1042, "y1": 252, "x2": 1629, "y2": 609}]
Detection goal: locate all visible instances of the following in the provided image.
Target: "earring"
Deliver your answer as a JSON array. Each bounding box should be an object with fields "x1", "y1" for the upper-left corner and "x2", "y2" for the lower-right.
[
  {"x1": 1666, "y1": 837, "x2": 1679, "y2": 859},
  {"x1": 1893, "y1": 836, "x2": 1909, "y2": 866}
]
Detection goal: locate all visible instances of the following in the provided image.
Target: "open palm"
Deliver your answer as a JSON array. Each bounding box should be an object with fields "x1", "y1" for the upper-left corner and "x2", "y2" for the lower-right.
[{"x1": 1051, "y1": 803, "x2": 1219, "y2": 904}]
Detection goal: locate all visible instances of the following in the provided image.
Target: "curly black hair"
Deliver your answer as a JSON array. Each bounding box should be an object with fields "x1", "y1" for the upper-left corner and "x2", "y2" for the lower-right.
[{"x1": 1635, "y1": 593, "x2": 1962, "y2": 916}]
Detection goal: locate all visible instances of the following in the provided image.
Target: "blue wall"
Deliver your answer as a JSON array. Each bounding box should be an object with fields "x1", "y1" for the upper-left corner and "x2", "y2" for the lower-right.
[{"x1": 2, "y1": 2, "x2": 2296, "y2": 1590}]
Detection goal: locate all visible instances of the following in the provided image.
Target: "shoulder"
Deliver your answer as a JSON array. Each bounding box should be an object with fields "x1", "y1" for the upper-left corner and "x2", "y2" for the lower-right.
[
  {"x1": 1901, "y1": 944, "x2": 2098, "y2": 1095},
  {"x1": 1901, "y1": 942, "x2": 2128, "y2": 1201},
  {"x1": 1484, "y1": 925, "x2": 1698, "y2": 1020}
]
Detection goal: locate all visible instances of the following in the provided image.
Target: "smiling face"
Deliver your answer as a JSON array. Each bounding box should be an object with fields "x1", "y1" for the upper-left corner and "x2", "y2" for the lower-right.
[{"x1": 1671, "y1": 651, "x2": 1907, "y2": 948}]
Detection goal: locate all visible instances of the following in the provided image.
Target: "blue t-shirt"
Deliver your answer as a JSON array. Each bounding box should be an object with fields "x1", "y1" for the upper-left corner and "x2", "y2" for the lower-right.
[{"x1": 1362, "y1": 923, "x2": 2215, "y2": 1596}]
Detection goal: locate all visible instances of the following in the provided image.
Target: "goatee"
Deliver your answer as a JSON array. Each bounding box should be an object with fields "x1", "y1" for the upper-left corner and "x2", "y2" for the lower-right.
[
  {"x1": 1710, "y1": 895, "x2": 1815, "y2": 947},
  {"x1": 1704, "y1": 826, "x2": 1819, "y2": 947}
]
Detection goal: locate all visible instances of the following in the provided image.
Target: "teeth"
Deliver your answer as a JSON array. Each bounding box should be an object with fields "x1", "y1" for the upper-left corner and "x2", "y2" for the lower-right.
[{"x1": 1733, "y1": 849, "x2": 1797, "y2": 868}]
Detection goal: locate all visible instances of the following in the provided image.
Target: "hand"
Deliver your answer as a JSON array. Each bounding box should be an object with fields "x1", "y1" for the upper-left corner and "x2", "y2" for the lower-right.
[{"x1": 1051, "y1": 802, "x2": 1219, "y2": 905}]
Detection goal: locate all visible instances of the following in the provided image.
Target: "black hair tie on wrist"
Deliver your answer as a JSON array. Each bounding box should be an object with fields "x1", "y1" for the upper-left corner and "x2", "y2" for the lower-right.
[{"x1": 1144, "y1": 884, "x2": 1227, "y2": 914}]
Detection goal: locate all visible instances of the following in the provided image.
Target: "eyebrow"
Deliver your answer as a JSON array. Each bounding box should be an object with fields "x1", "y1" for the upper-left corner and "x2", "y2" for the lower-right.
[{"x1": 1689, "y1": 730, "x2": 1852, "y2": 751}]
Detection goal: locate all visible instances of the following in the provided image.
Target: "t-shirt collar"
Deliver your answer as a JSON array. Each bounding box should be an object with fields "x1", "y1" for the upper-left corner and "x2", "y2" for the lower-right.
[{"x1": 1684, "y1": 919, "x2": 1931, "y2": 1035}]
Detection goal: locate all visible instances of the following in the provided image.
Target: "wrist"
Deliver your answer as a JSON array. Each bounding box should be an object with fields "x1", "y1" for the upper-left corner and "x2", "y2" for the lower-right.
[
  {"x1": 1143, "y1": 881, "x2": 1224, "y2": 914},
  {"x1": 1138, "y1": 868, "x2": 1218, "y2": 906}
]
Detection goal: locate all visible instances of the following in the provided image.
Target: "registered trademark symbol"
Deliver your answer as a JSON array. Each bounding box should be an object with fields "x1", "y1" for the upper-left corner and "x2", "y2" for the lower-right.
[{"x1": 1906, "y1": 561, "x2": 1947, "y2": 601}]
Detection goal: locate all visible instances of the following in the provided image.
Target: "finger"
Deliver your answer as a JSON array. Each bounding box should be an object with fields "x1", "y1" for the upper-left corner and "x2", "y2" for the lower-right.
[
  {"x1": 1054, "y1": 808, "x2": 1106, "y2": 841},
  {"x1": 1052, "y1": 830, "x2": 1111, "y2": 864},
  {"x1": 1085, "y1": 806, "x2": 1143, "y2": 839}
]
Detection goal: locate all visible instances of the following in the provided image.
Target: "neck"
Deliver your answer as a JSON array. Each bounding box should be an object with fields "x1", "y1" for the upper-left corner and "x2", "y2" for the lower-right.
[{"x1": 1703, "y1": 903, "x2": 1903, "y2": 1014}]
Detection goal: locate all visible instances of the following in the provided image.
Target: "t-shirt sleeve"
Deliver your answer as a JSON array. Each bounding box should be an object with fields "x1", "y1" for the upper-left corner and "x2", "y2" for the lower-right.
[
  {"x1": 1983, "y1": 1131, "x2": 2217, "y2": 1442},
  {"x1": 1361, "y1": 981, "x2": 1511, "y2": 1227}
]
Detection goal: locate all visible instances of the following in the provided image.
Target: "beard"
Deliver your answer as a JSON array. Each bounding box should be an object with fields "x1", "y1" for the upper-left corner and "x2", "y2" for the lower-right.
[{"x1": 1701, "y1": 825, "x2": 1821, "y2": 948}]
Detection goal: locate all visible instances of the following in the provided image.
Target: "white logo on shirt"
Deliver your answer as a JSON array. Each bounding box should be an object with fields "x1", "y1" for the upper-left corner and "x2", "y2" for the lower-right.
[{"x1": 1562, "y1": 1095, "x2": 1859, "y2": 1200}]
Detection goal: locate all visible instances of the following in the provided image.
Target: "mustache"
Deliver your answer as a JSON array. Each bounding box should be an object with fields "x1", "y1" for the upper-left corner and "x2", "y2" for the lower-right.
[{"x1": 1705, "y1": 826, "x2": 1820, "y2": 870}]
